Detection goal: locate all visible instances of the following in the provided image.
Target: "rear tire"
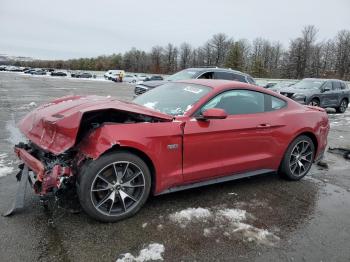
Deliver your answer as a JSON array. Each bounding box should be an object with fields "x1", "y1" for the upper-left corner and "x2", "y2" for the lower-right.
[
  {"x1": 336, "y1": 99, "x2": 348, "y2": 113},
  {"x1": 279, "y1": 135, "x2": 315, "y2": 181},
  {"x1": 77, "y1": 151, "x2": 151, "y2": 222}
]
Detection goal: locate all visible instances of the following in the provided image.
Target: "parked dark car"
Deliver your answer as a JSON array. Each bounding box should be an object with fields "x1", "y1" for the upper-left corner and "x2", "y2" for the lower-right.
[
  {"x1": 279, "y1": 78, "x2": 349, "y2": 113},
  {"x1": 144, "y1": 75, "x2": 164, "y2": 81},
  {"x1": 269, "y1": 81, "x2": 298, "y2": 92},
  {"x1": 30, "y1": 69, "x2": 47, "y2": 75},
  {"x1": 43, "y1": 68, "x2": 55, "y2": 72},
  {"x1": 264, "y1": 82, "x2": 277, "y2": 89},
  {"x1": 71, "y1": 72, "x2": 93, "y2": 78},
  {"x1": 134, "y1": 67, "x2": 256, "y2": 96},
  {"x1": 24, "y1": 69, "x2": 36, "y2": 74},
  {"x1": 51, "y1": 71, "x2": 67, "y2": 77}
]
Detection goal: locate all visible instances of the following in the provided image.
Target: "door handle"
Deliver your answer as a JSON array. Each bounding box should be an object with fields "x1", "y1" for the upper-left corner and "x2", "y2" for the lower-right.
[{"x1": 257, "y1": 123, "x2": 271, "y2": 128}]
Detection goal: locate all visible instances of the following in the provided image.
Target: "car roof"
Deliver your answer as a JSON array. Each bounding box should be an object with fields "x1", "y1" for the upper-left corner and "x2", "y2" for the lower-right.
[
  {"x1": 303, "y1": 78, "x2": 344, "y2": 82},
  {"x1": 185, "y1": 67, "x2": 250, "y2": 77},
  {"x1": 176, "y1": 79, "x2": 255, "y2": 91}
]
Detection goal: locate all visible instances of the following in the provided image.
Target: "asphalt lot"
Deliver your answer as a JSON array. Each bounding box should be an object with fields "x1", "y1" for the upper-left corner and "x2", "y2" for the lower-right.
[{"x1": 0, "y1": 72, "x2": 350, "y2": 262}]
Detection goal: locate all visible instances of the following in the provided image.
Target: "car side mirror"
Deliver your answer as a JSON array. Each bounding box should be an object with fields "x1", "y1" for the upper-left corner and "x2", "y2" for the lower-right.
[
  {"x1": 197, "y1": 108, "x2": 228, "y2": 121},
  {"x1": 323, "y1": 87, "x2": 331, "y2": 92}
]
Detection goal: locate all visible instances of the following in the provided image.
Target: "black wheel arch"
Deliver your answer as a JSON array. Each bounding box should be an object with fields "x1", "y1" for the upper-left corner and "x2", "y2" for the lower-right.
[
  {"x1": 308, "y1": 96, "x2": 321, "y2": 105},
  {"x1": 340, "y1": 97, "x2": 349, "y2": 105},
  {"x1": 280, "y1": 131, "x2": 319, "y2": 169}
]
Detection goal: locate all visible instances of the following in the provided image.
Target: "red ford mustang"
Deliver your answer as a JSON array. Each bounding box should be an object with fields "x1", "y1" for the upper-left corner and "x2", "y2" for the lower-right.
[{"x1": 10, "y1": 80, "x2": 329, "y2": 222}]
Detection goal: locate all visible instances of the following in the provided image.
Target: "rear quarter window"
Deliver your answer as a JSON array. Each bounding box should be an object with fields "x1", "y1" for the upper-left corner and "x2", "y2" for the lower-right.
[
  {"x1": 265, "y1": 94, "x2": 287, "y2": 111},
  {"x1": 232, "y1": 74, "x2": 247, "y2": 83},
  {"x1": 332, "y1": 81, "x2": 342, "y2": 90}
]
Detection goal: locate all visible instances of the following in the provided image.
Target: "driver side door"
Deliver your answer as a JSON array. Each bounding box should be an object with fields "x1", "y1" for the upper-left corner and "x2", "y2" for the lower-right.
[{"x1": 182, "y1": 89, "x2": 284, "y2": 182}]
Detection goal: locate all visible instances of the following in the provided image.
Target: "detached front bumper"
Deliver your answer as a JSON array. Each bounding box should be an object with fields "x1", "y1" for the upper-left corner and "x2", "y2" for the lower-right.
[
  {"x1": 15, "y1": 147, "x2": 45, "y2": 181},
  {"x1": 14, "y1": 146, "x2": 72, "y2": 195}
]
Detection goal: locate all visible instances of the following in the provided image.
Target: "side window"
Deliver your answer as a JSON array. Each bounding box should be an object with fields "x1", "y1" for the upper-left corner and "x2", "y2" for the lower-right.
[
  {"x1": 323, "y1": 81, "x2": 332, "y2": 91},
  {"x1": 231, "y1": 73, "x2": 247, "y2": 83},
  {"x1": 247, "y1": 76, "x2": 256, "y2": 84},
  {"x1": 341, "y1": 82, "x2": 348, "y2": 90},
  {"x1": 265, "y1": 94, "x2": 287, "y2": 111},
  {"x1": 201, "y1": 90, "x2": 265, "y2": 115},
  {"x1": 198, "y1": 72, "x2": 214, "y2": 79},
  {"x1": 332, "y1": 81, "x2": 341, "y2": 90},
  {"x1": 213, "y1": 72, "x2": 247, "y2": 83},
  {"x1": 213, "y1": 72, "x2": 233, "y2": 80}
]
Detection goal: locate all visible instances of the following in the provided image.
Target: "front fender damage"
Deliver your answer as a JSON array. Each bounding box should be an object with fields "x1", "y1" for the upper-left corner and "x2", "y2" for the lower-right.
[{"x1": 78, "y1": 125, "x2": 121, "y2": 160}]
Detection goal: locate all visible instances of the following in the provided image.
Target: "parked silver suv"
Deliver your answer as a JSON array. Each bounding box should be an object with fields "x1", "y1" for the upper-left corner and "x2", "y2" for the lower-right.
[
  {"x1": 134, "y1": 67, "x2": 256, "y2": 96},
  {"x1": 279, "y1": 78, "x2": 349, "y2": 113}
]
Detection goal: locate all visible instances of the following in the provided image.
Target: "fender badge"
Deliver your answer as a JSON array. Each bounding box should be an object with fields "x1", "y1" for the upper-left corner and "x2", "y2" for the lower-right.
[{"x1": 167, "y1": 144, "x2": 178, "y2": 150}]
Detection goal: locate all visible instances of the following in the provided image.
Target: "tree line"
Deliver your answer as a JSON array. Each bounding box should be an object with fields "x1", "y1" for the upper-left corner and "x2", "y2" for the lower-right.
[{"x1": 16, "y1": 25, "x2": 350, "y2": 80}]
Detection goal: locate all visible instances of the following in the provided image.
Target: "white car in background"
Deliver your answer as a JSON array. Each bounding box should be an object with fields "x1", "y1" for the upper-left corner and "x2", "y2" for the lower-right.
[
  {"x1": 137, "y1": 75, "x2": 148, "y2": 81},
  {"x1": 122, "y1": 74, "x2": 138, "y2": 83},
  {"x1": 104, "y1": 70, "x2": 125, "y2": 80}
]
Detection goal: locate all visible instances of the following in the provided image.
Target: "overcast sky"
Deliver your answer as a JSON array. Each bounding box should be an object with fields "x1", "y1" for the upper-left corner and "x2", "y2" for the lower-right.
[{"x1": 0, "y1": 0, "x2": 349, "y2": 60}]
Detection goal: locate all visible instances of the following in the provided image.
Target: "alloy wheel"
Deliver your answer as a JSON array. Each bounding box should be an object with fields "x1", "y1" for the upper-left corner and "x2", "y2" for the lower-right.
[
  {"x1": 309, "y1": 100, "x2": 319, "y2": 107},
  {"x1": 289, "y1": 140, "x2": 313, "y2": 178},
  {"x1": 340, "y1": 100, "x2": 347, "y2": 113},
  {"x1": 90, "y1": 161, "x2": 145, "y2": 216}
]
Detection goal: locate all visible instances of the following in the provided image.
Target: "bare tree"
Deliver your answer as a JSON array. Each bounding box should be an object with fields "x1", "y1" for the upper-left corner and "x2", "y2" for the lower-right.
[
  {"x1": 208, "y1": 33, "x2": 231, "y2": 66},
  {"x1": 335, "y1": 30, "x2": 350, "y2": 79},
  {"x1": 179, "y1": 42, "x2": 192, "y2": 69},
  {"x1": 150, "y1": 46, "x2": 163, "y2": 73},
  {"x1": 163, "y1": 43, "x2": 178, "y2": 73}
]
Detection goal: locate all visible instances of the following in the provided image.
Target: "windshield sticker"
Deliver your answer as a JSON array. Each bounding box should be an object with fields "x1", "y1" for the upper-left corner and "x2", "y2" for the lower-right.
[
  {"x1": 143, "y1": 101, "x2": 158, "y2": 109},
  {"x1": 183, "y1": 86, "x2": 203, "y2": 94}
]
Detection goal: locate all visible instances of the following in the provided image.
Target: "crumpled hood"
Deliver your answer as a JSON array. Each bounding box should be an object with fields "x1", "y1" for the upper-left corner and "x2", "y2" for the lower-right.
[
  {"x1": 18, "y1": 95, "x2": 173, "y2": 155},
  {"x1": 139, "y1": 80, "x2": 168, "y2": 88}
]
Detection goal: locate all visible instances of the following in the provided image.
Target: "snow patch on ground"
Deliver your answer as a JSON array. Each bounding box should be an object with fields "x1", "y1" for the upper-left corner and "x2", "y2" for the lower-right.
[
  {"x1": 169, "y1": 207, "x2": 279, "y2": 246},
  {"x1": 169, "y1": 207, "x2": 212, "y2": 228},
  {"x1": 17, "y1": 101, "x2": 38, "y2": 110},
  {"x1": 329, "y1": 111, "x2": 350, "y2": 127},
  {"x1": 6, "y1": 119, "x2": 26, "y2": 145},
  {"x1": 0, "y1": 153, "x2": 14, "y2": 178},
  {"x1": 116, "y1": 243, "x2": 164, "y2": 262},
  {"x1": 216, "y1": 208, "x2": 279, "y2": 246}
]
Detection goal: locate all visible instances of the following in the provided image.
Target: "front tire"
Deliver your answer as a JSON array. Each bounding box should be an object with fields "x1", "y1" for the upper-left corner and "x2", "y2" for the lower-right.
[
  {"x1": 77, "y1": 151, "x2": 151, "y2": 222},
  {"x1": 279, "y1": 135, "x2": 315, "y2": 180},
  {"x1": 308, "y1": 98, "x2": 320, "y2": 107}
]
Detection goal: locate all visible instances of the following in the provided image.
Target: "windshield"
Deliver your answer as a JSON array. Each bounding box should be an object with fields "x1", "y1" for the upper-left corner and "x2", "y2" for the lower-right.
[
  {"x1": 166, "y1": 69, "x2": 200, "y2": 81},
  {"x1": 292, "y1": 79, "x2": 326, "y2": 90},
  {"x1": 133, "y1": 82, "x2": 212, "y2": 116}
]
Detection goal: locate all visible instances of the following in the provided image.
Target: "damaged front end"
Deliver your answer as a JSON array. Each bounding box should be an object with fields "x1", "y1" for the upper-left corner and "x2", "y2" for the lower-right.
[
  {"x1": 3, "y1": 142, "x2": 80, "y2": 216},
  {"x1": 4, "y1": 95, "x2": 173, "y2": 216},
  {"x1": 15, "y1": 142, "x2": 76, "y2": 196}
]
